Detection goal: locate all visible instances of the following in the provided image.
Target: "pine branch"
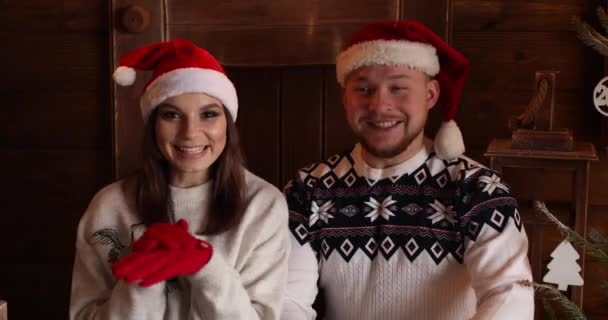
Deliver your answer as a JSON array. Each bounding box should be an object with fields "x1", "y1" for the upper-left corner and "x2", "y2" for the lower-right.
[
  {"x1": 597, "y1": 6, "x2": 608, "y2": 34},
  {"x1": 573, "y1": 16, "x2": 608, "y2": 57},
  {"x1": 601, "y1": 280, "x2": 608, "y2": 291},
  {"x1": 534, "y1": 201, "x2": 608, "y2": 263},
  {"x1": 589, "y1": 228, "x2": 608, "y2": 250},
  {"x1": 535, "y1": 283, "x2": 587, "y2": 320},
  {"x1": 541, "y1": 296, "x2": 559, "y2": 320}
]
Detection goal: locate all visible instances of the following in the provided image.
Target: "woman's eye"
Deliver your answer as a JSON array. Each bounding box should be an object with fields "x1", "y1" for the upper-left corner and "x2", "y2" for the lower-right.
[
  {"x1": 160, "y1": 111, "x2": 180, "y2": 120},
  {"x1": 201, "y1": 110, "x2": 220, "y2": 118}
]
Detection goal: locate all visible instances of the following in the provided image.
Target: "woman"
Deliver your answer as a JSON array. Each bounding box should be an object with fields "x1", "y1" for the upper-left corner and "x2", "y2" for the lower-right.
[{"x1": 70, "y1": 39, "x2": 289, "y2": 319}]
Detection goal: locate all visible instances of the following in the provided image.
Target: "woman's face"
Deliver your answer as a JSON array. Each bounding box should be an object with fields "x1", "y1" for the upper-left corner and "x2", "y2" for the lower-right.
[{"x1": 155, "y1": 92, "x2": 227, "y2": 187}]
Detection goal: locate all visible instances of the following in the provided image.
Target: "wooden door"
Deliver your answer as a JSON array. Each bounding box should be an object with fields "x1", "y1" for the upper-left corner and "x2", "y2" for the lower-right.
[{"x1": 110, "y1": 0, "x2": 453, "y2": 187}]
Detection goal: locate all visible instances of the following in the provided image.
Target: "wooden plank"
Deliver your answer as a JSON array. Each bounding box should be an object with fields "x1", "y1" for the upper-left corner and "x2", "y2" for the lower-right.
[
  {"x1": 455, "y1": 31, "x2": 598, "y2": 91},
  {"x1": 0, "y1": 149, "x2": 110, "y2": 260},
  {"x1": 63, "y1": 0, "x2": 107, "y2": 32},
  {"x1": 0, "y1": 32, "x2": 105, "y2": 92},
  {"x1": 227, "y1": 68, "x2": 281, "y2": 186},
  {"x1": 582, "y1": 205, "x2": 608, "y2": 318},
  {"x1": 323, "y1": 67, "x2": 357, "y2": 158},
  {"x1": 0, "y1": 93, "x2": 108, "y2": 148},
  {"x1": 0, "y1": 263, "x2": 72, "y2": 320},
  {"x1": 589, "y1": 155, "x2": 608, "y2": 205},
  {"x1": 485, "y1": 139, "x2": 598, "y2": 161},
  {"x1": 454, "y1": 0, "x2": 587, "y2": 32},
  {"x1": 460, "y1": 90, "x2": 597, "y2": 150},
  {"x1": 111, "y1": 0, "x2": 164, "y2": 179},
  {"x1": 400, "y1": 0, "x2": 452, "y2": 39},
  {"x1": 171, "y1": 24, "x2": 367, "y2": 66},
  {"x1": 170, "y1": 0, "x2": 399, "y2": 25},
  {"x1": 0, "y1": 0, "x2": 62, "y2": 31},
  {"x1": 280, "y1": 68, "x2": 324, "y2": 186}
]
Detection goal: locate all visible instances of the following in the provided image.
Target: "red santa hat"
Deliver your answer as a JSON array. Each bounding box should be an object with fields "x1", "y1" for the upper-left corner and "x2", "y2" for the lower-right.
[
  {"x1": 113, "y1": 38, "x2": 238, "y2": 122},
  {"x1": 336, "y1": 20, "x2": 470, "y2": 160}
]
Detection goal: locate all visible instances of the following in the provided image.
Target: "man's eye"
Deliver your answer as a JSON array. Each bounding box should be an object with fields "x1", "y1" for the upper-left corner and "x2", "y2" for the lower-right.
[
  {"x1": 355, "y1": 87, "x2": 371, "y2": 95},
  {"x1": 391, "y1": 86, "x2": 407, "y2": 93}
]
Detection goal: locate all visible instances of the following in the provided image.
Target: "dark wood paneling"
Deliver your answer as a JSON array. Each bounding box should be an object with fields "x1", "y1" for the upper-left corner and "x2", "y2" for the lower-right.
[
  {"x1": 400, "y1": 0, "x2": 452, "y2": 39},
  {"x1": 168, "y1": 0, "x2": 400, "y2": 65},
  {"x1": 583, "y1": 205, "x2": 608, "y2": 319},
  {"x1": 323, "y1": 67, "x2": 357, "y2": 158},
  {"x1": 111, "y1": 0, "x2": 164, "y2": 179},
  {"x1": 1, "y1": 1, "x2": 110, "y2": 319},
  {"x1": 0, "y1": 32, "x2": 105, "y2": 92},
  {"x1": 280, "y1": 68, "x2": 324, "y2": 185},
  {"x1": 456, "y1": 32, "x2": 595, "y2": 91},
  {"x1": 171, "y1": 24, "x2": 365, "y2": 66},
  {"x1": 1, "y1": 93, "x2": 108, "y2": 148},
  {"x1": 459, "y1": 90, "x2": 598, "y2": 150},
  {"x1": 170, "y1": 0, "x2": 399, "y2": 25},
  {"x1": 228, "y1": 68, "x2": 281, "y2": 186},
  {"x1": 0, "y1": 0, "x2": 62, "y2": 31},
  {"x1": 0, "y1": 263, "x2": 73, "y2": 320},
  {"x1": 0, "y1": 150, "x2": 109, "y2": 260},
  {"x1": 455, "y1": 0, "x2": 588, "y2": 32}
]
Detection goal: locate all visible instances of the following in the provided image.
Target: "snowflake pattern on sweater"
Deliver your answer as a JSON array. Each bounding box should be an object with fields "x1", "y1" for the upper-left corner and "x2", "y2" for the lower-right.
[{"x1": 285, "y1": 146, "x2": 523, "y2": 265}]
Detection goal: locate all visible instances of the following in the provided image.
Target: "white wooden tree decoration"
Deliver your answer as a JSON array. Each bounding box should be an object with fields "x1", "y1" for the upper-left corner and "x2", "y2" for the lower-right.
[{"x1": 543, "y1": 239, "x2": 584, "y2": 291}]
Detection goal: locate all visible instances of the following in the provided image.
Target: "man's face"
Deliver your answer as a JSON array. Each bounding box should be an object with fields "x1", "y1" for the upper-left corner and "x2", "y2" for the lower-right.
[{"x1": 342, "y1": 65, "x2": 439, "y2": 159}]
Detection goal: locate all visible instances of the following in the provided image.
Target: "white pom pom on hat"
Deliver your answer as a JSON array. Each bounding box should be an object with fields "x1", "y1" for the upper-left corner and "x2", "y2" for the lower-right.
[{"x1": 113, "y1": 66, "x2": 136, "y2": 86}]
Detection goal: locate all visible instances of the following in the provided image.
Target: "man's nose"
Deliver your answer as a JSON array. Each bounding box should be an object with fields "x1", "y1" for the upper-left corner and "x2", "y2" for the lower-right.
[{"x1": 368, "y1": 88, "x2": 391, "y2": 112}]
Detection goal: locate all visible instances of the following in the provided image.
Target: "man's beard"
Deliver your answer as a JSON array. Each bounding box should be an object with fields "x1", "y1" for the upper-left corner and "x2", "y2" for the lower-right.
[{"x1": 355, "y1": 123, "x2": 424, "y2": 159}]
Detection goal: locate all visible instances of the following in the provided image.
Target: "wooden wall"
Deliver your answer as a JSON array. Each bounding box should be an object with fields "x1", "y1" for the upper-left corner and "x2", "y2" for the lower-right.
[
  {"x1": 452, "y1": 0, "x2": 608, "y2": 318},
  {"x1": 0, "y1": 0, "x2": 111, "y2": 319},
  {"x1": 1, "y1": 0, "x2": 607, "y2": 319}
]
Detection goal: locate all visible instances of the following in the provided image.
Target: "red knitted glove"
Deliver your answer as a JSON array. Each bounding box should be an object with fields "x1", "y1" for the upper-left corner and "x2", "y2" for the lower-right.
[
  {"x1": 131, "y1": 219, "x2": 200, "y2": 252},
  {"x1": 112, "y1": 241, "x2": 212, "y2": 287},
  {"x1": 112, "y1": 219, "x2": 213, "y2": 287}
]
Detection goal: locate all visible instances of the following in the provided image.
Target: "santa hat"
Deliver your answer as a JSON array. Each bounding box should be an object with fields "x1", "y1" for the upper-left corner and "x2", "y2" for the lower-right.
[
  {"x1": 113, "y1": 38, "x2": 238, "y2": 122},
  {"x1": 336, "y1": 20, "x2": 470, "y2": 160}
]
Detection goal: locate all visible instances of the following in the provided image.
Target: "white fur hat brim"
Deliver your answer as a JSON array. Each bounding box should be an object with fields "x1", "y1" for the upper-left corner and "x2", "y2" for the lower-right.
[
  {"x1": 140, "y1": 68, "x2": 238, "y2": 122},
  {"x1": 336, "y1": 39, "x2": 440, "y2": 86}
]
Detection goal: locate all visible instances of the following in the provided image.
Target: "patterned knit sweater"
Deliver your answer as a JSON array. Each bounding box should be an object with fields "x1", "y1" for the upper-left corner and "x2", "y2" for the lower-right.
[
  {"x1": 281, "y1": 143, "x2": 534, "y2": 320},
  {"x1": 70, "y1": 170, "x2": 290, "y2": 320}
]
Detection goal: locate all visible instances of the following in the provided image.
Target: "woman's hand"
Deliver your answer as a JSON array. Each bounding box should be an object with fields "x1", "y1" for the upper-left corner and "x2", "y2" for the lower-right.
[{"x1": 112, "y1": 219, "x2": 213, "y2": 287}]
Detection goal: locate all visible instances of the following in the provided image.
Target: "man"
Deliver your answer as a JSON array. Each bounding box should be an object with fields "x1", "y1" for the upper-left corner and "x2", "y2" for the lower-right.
[{"x1": 281, "y1": 20, "x2": 534, "y2": 320}]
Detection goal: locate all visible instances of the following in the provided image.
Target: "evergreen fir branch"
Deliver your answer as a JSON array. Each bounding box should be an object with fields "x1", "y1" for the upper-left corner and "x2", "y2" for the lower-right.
[
  {"x1": 535, "y1": 283, "x2": 587, "y2": 320},
  {"x1": 597, "y1": 6, "x2": 608, "y2": 34},
  {"x1": 601, "y1": 280, "x2": 608, "y2": 291},
  {"x1": 589, "y1": 228, "x2": 608, "y2": 250},
  {"x1": 534, "y1": 201, "x2": 608, "y2": 263},
  {"x1": 573, "y1": 16, "x2": 608, "y2": 57},
  {"x1": 541, "y1": 296, "x2": 559, "y2": 320}
]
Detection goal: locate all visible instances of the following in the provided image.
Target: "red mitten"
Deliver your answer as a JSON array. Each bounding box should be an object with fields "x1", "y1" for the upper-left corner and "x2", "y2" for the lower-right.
[
  {"x1": 112, "y1": 219, "x2": 213, "y2": 287},
  {"x1": 131, "y1": 219, "x2": 199, "y2": 252},
  {"x1": 112, "y1": 241, "x2": 213, "y2": 287}
]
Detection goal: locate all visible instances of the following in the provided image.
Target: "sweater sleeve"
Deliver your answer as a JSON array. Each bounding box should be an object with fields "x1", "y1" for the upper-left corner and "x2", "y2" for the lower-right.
[
  {"x1": 187, "y1": 189, "x2": 290, "y2": 320},
  {"x1": 280, "y1": 177, "x2": 319, "y2": 320},
  {"x1": 70, "y1": 185, "x2": 167, "y2": 320},
  {"x1": 458, "y1": 169, "x2": 535, "y2": 319}
]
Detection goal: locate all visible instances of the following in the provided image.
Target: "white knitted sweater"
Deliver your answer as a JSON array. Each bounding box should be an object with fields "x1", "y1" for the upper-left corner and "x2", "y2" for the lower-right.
[
  {"x1": 281, "y1": 144, "x2": 534, "y2": 320},
  {"x1": 70, "y1": 170, "x2": 289, "y2": 320}
]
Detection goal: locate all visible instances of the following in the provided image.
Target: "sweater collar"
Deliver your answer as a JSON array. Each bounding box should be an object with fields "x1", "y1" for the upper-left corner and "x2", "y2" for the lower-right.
[
  {"x1": 170, "y1": 180, "x2": 212, "y2": 213},
  {"x1": 351, "y1": 141, "x2": 431, "y2": 181}
]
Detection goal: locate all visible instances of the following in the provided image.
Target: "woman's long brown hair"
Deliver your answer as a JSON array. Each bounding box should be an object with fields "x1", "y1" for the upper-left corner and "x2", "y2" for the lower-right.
[{"x1": 130, "y1": 107, "x2": 246, "y2": 235}]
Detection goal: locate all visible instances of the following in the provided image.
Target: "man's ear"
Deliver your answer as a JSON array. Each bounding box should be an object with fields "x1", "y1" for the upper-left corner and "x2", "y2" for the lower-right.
[{"x1": 426, "y1": 78, "x2": 440, "y2": 110}]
